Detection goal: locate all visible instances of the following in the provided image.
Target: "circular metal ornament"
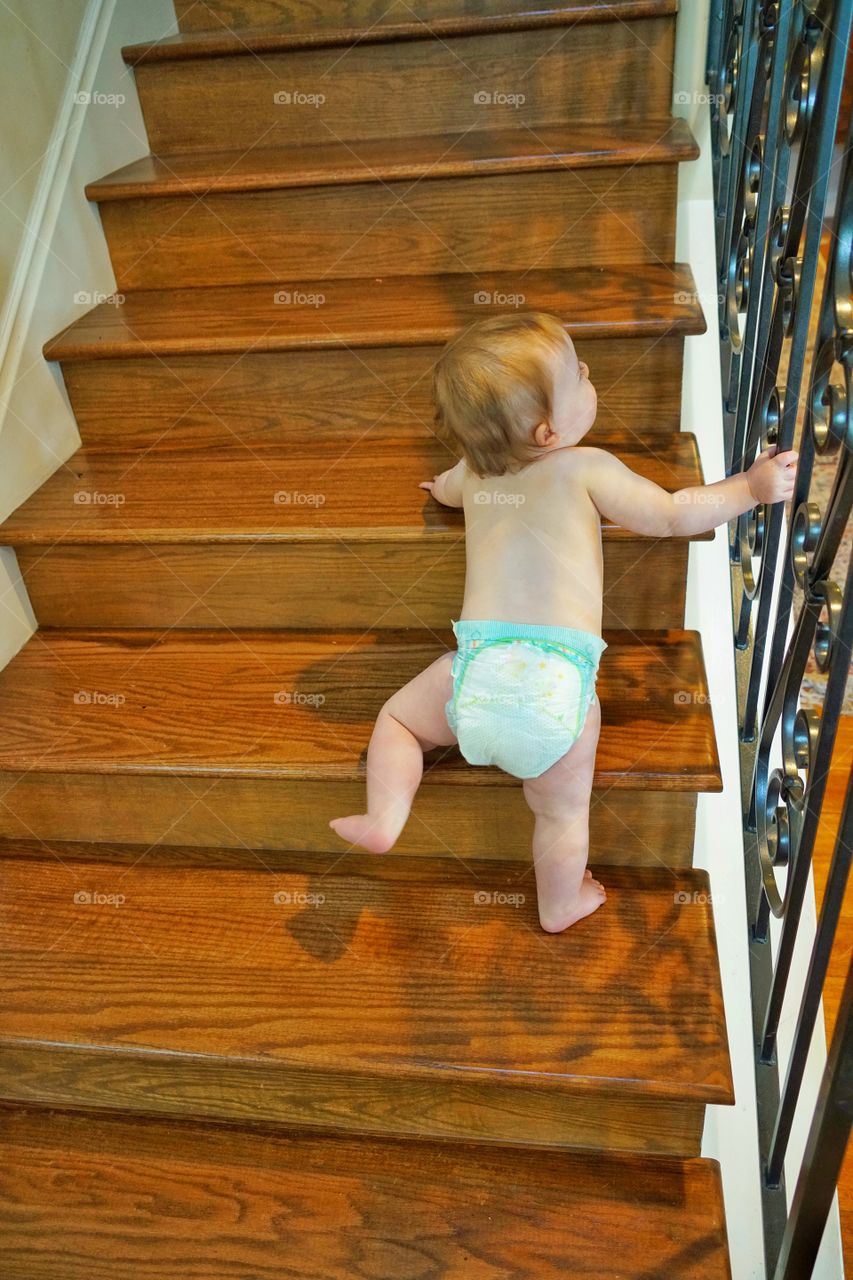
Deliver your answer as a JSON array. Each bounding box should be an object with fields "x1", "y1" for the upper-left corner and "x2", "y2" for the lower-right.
[{"x1": 790, "y1": 501, "x2": 822, "y2": 588}]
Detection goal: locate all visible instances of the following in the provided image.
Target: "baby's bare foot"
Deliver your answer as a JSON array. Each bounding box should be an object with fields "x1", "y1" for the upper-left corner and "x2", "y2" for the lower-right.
[
  {"x1": 539, "y1": 876, "x2": 607, "y2": 934},
  {"x1": 329, "y1": 814, "x2": 396, "y2": 854}
]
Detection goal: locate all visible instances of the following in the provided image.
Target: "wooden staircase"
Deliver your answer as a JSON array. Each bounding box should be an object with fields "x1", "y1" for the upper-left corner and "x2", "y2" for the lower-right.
[{"x1": 0, "y1": 1, "x2": 735, "y2": 1275}]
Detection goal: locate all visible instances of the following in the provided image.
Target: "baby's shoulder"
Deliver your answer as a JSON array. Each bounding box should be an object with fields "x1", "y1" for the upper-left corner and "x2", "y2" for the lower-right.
[
  {"x1": 565, "y1": 445, "x2": 611, "y2": 464},
  {"x1": 551, "y1": 445, "x2": 613, "y2": 478}
]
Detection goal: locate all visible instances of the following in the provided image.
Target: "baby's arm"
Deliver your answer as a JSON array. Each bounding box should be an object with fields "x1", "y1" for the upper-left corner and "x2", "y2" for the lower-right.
[
  {"x1": 580, "y1": 445, "x2": 798, "y2": 537},
  {"x1": 419, "y1": 458, "x2": 466, "y2": 508}
]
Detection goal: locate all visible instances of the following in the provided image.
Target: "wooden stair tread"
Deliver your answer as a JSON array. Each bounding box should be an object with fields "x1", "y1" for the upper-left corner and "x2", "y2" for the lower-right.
[
  {"x1": 43, "y1": 265, "x2": 706, "y2": 361},
  {"x1": 124, "y1": 1, "x2": 678, "y2": 63},
  {"x1": 0, "y1": 628, "x2": 721, "y2": 788},
  {"x1": 0, "y1": 1107, "x2": 731, "y2": 1280},
  {"x1": 0, "y1": 436, "x2": 711, "y2": 544},
  {"x1": 87, "y1": 119, "x2": 698, "y2": 200},
  {"x1": 0, "y1": 851, "x2": 733, "y2": 1103}
]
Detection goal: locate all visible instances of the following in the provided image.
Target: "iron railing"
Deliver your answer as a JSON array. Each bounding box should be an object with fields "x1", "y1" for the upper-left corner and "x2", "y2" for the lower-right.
[{"x1": 707, "y1": 1, "x2": 852, "y2": 1277}]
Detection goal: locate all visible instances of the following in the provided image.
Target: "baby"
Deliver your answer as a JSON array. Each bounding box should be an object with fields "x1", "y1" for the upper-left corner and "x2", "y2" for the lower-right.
[{"x1": 330, "y1": 311, "x2": 797, "y2": 932}]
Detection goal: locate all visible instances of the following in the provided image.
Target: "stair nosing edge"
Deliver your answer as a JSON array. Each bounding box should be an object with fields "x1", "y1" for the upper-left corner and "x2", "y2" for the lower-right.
[{"x1": 123, "y1": 2, "x2": 679, "y2": 65}]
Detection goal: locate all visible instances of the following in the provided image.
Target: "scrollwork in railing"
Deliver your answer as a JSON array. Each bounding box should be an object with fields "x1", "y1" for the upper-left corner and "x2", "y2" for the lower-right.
[{"x1": 707, "y1": 3, "x2": 852, "y2": 1277}]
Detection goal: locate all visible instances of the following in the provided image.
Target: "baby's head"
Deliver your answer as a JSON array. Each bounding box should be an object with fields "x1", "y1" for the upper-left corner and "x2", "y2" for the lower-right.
[{"x1": 431, "y1": 311, "x2": 596, "y2": 478}]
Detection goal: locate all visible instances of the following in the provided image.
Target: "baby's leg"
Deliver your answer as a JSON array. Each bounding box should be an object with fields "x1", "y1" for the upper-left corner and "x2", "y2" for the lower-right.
[
  {"x1": 522, "y1": 695, "x2": 605, "y2": 933},
  {"x1": 329, "y1": 652, "x2": 456, "y2": 854}
]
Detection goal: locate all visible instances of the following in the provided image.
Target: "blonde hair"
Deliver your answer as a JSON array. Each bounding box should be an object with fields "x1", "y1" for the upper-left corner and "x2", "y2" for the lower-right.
[{"x1": 431, "y1": 311, "x2": 572, "y2": 478}]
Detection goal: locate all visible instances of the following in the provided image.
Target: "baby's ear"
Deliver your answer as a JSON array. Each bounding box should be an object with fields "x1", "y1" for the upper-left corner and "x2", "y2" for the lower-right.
[{"x1": 532, "y1": 420, "x2": 555, "y2": 448}]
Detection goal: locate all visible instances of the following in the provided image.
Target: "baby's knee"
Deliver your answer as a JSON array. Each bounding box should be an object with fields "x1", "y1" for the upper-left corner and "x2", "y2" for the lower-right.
[{"x1": 523, "y1": 775, "x2": 576, "y2": 822}]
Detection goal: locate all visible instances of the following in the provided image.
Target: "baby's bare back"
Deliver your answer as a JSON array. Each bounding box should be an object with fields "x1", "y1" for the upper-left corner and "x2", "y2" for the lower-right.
[{"x1": 459, "y1": 448, "x2": 604, "y2": 633}]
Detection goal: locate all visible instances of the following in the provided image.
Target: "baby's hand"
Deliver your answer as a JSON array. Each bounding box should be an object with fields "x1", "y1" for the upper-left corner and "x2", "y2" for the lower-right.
[
  {"x1": 418, "y1": 461, "x2": 465, "y2": 508},
  {"x1": 746, "y1": 446, "x2": 798, "y2": 504}
]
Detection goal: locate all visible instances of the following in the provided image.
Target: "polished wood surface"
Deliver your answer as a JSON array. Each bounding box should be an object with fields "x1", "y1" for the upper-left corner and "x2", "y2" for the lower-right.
[
  {"x1": 44, "y1": 264, "x2": 706, "y2": 361},
  {"x1": 62, "y1": 336, "x2": 688, "y2": 449},
  {"x1": 0, "y1": 1105, "x2": 731, "y2": 1280},
  {"x1": 132, "y1": 20, "x2": 675, "y2": 153},
  {"x1": 0, "y1": 629, "x2": 721, "y2": 789},
  {"x1": 0, "y1": 436, "x2": 707, "y2": 543},
  {"x1": 3, "y1": 437, "x2": 703, "y2": 629},
  {"x1": 15, "y1": 539, "x2": 690, "y2": 631},
  {"x1": 134, "y1": 0, "x2": 679, "y2": 59},
  {"x1": 0, "y1": 782, "x2": 698, "y2": 867},
  {"x1": 0, "y1": 1042, "x2": 705, "y2": 1153},
  {"x1": 0, "y1": 854, "x2": 733, "y2": 1100},
  {"x1": 99, "y1": 163, "x2": 680, "y2": 288},
  {"x1": 0, "y1": 0, "x2": 735, "y2": 1262},
  {"x1": 88, "y1": 120, "x2": 698, "y2": 199},
  {"x1": 0, "y1": 810, "x2": 697, "y2": 868}
]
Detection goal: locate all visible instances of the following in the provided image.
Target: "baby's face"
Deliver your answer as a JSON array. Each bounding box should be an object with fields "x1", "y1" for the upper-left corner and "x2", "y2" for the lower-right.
[{"x1": 548, "y1": 341, "x2": 598, "y2": 445}]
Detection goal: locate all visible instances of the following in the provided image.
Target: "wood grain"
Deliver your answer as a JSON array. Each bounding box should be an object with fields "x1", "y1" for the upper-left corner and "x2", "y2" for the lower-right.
[
  {"x1": 172, "y1": 0, "x2": 678, "y2": 38},
  {"x1": 98, "y1": 163, "x2": 680, "y2": 289},
  {"x1": 88, "y1": 120, "x2": 698, "y2": 199},
  {"x1": 136, "y1": 0, "x2": 679, "y2": 58},
  {"x1": 0, "y1": 779, "x2": 698, "y2": 866},
  {"x1": 44, "y1": 264, "x2": 706, "y2": 361},
  {"x1": 0, "y1": 1106, "x2": 731, "y2": 1279},
  {"x1": 0, "y1": 855, "x2": 734, "y2": 1108},
  {"x1": 0, "y1": 628, "x2": 721, "y2": 789},
  {"x1": 61, "y1": 337, "x2": 688, "y2": 449},
  {"x1": 131, "y1": 20, "x2": 675, "y2": 153},
  {"x1": 15, "y1": 540, "x2": 690, "y2": 631},
  {"x1": 3, "y1": 438, "x2": 703, "y2": 629},
  {"x1": 0, "y1": 436, "x2": 707, "y2": 543},
  {"x1": 0, "y1": 1037, "x2": 707, "y2": 1153}
]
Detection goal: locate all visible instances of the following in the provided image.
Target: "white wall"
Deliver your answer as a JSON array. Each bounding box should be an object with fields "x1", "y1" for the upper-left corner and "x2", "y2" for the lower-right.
[
  {"x1": 673, "y1": 5, "x2": 843, "y2": 1278},
  {"x1": 0, "y1": 0, "x2": 177, "y2": 668},
  {"x1": 0, "y1": 0, "x2": 91, "y2": 301}
]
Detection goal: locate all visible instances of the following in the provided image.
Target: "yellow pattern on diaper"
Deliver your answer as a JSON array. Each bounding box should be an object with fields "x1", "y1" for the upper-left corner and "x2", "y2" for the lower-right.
[{"x1": 456, "y1": 638, "x2": 584, "y2": 726}]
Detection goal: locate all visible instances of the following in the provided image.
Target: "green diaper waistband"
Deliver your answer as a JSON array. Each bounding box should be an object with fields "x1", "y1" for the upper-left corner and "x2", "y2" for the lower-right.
[{"x1": 451, "y1": 619, "x2": 607, "y2": 667}]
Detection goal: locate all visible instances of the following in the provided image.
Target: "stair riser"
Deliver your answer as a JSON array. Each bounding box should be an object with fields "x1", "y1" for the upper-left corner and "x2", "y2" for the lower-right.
[
  {"x1": 174, "y1": 0, "x2": 674, "y2": 35},
  {"x1": 60, "y1": 337, "x2": 686, "y2": 450},
  {"x1": 0, "y1": 1040, "x2": 705, "y2": 1156},
  {"x1": 133, "y1": 20, "x2": 675, "y2": 153},
  {"x1": 0, "y1": 773, "x2": 698, "y2": 867},
  {"x1": 99, "y1": 166, "x2": 678, "y2": 289},
  {"x1": 17, "y1": 541, "x2": 689, "y2": 631}
]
